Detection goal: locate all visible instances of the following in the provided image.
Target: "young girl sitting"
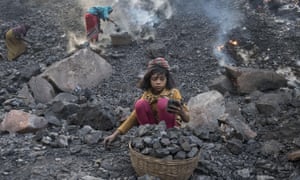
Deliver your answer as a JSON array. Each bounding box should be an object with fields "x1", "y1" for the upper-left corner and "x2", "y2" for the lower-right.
[{"x1": 103, "y1": 57, "x2": 190, "y2": 146}]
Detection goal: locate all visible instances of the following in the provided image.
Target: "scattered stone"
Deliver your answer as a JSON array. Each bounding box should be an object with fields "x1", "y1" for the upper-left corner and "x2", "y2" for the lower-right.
[
  {"x1": 80, "y1": 175, "x2": 103, "y2": 180},
  {"x1": 226, "y1": 138, "x2": 243, "y2": 155},
  {"x1": 288, "y1": 150, "x2": 300, "y2": 161},
  {"x1": 0, "y1": 110, "x2": 48, "y2": 133},
  {"x1": 261, "y1": 140, "x2": 284, "y2": 157},
  {"x1": 83, "y1": 131, "x2": 103, "y2": 145},
  {"x1": 29, "y1": 76, "x2": 56, "y2": 104},
  {"x1": 256, "y1": 175, "x2": 275, "y2": 180}
]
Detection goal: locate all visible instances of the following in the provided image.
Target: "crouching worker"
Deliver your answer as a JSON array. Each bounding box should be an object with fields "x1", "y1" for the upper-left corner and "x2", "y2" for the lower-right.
[
  {"x1": 103, "y1": 57, "x2": 190, "y2": 146},
  {"x1": 85, "y1": 6, "x2": 113, "y2": 43},
  {"x1": 4, "y1": 24, "x2": 30, "y2": 61}
]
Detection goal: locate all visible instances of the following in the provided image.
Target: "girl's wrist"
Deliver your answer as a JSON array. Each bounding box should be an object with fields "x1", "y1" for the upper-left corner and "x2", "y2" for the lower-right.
[{"x1": 113, "y1": 129, "x2": 121, "y2": 136}]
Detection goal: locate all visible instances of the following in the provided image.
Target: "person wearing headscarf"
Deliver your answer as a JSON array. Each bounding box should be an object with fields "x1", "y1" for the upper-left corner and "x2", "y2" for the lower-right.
[
  {"x1": 85, "y1": 6, "x2": 113, "y2": 43},
  {"x1": 103, "y1": 57, "x2": 190, "y2": 146},
  {"x1": 4, "y1": 24, "x2": 30, "y2": 60}
]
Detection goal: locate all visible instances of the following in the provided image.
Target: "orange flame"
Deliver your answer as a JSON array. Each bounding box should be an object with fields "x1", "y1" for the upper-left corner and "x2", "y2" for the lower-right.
[{"x1": 229, "y1": 40, "x2": 238, "y2": 46}]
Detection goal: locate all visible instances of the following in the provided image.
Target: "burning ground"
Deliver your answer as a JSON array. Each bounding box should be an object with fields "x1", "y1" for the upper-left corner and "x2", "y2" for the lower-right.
[{"x1": 0, "y1": 0, "x2": 299, "y2": 179}]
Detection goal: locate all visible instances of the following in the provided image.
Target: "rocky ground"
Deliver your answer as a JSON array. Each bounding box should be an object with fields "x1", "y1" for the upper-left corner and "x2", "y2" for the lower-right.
[{"x1": 0, "y1": 0, "x2": 299, "y2": 179}]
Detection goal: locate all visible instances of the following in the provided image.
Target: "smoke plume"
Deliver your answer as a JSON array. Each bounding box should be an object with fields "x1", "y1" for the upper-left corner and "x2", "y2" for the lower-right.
[{"x1": 199, "y1": 0, "x2": 244, "y2": 66}]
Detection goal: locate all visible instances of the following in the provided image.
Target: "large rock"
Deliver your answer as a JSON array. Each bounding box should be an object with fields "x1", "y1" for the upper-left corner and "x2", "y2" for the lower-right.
[
  {"x1": 255, "y1": 91, "x2": 292, "y2": 115},
  {"x1": 17, "y1": 83, "x2": 36, "y2": 105},
  {"x1": 40, "y1": 48, "x2": 112, "y2": 92},
  {"x1": 224, "y1": 102, "x2": 257, "y2": 140},
  {"x1": 225, "y1": 65, "x2": 287, "y2": 94},
  {"x1": 187, "y1": 90, "x2": 225, "y2": 129},
  {"x1": 50, "y1": 101, "x2": 81, "y2": 119},
  {"x1": 0, "y1": 110, "x2": 48, "y2": 133},
  {"x1": 29, "y1": 76, "x2": 56, "y2": 104},
  {"x1": 110, "y1": 32, "x2": 133, "y2": 46}
]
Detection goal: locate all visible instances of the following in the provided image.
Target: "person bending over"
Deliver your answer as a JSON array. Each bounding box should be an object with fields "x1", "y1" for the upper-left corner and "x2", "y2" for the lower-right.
[
  {"x1": 85, "y1": 6, "x2": 113, "y2": 43},
  {"x1": 4, "y1": 24, "x2": 30, "y2": 61}
]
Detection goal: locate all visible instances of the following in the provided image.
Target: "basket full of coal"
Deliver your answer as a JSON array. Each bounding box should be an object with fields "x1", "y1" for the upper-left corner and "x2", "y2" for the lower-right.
[{"x1": 129, "y1": 121, "x2": 201, "y2": 180}]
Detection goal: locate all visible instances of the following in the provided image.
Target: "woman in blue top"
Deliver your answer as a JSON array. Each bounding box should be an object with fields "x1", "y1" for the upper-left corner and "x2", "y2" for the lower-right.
[{"x1": 85, "y1": 6, "x2": 113, "y2": 43}]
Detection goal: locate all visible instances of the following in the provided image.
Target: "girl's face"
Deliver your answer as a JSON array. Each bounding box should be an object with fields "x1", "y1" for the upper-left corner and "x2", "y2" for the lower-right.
[{"x1": 150, "y1": 73, "x2": 167, "y2": 94}]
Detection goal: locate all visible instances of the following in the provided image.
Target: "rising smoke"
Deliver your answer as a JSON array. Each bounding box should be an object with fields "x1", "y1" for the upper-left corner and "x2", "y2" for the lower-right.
[
  {"x1": 69, "y1": 0, "x2": 172, "y2": 47},
  {"x1": 69, "y1": 0, "x2": 244, "y2": 65},
  {"x1": 198, "y1": 0, "x2": 244, "y2": 66},
  {"x1": 110, "y1": 0, "x2": 172, "y2": 40}
]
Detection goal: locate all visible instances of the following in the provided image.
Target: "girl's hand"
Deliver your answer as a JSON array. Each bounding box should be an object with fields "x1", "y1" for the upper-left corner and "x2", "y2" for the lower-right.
[
  {"x1": 167, "y1": 101, "x2": 190, "y2": 122},
  {"x1": 103, "y1": 130, "x2": 120, "y2": 147},
  {"x1": 103, "y1": 135, "x2": 115, "y2": 146}
]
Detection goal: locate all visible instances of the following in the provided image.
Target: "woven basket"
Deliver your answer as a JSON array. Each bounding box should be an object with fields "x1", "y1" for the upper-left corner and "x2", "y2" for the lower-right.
[{"x1": 129, "y1": 142, "x2": 200, "y2": 180}]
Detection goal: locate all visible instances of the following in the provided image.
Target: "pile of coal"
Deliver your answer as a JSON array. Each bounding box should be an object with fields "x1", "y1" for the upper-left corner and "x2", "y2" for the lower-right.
[{"x1": 130, "y1": 121, "x2": 202, "y2": 160}]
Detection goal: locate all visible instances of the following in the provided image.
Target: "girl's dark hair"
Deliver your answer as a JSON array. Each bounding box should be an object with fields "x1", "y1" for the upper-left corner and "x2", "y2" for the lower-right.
[{"x1": 138, "y1": 64, "x2": 176, "y2": 91}]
